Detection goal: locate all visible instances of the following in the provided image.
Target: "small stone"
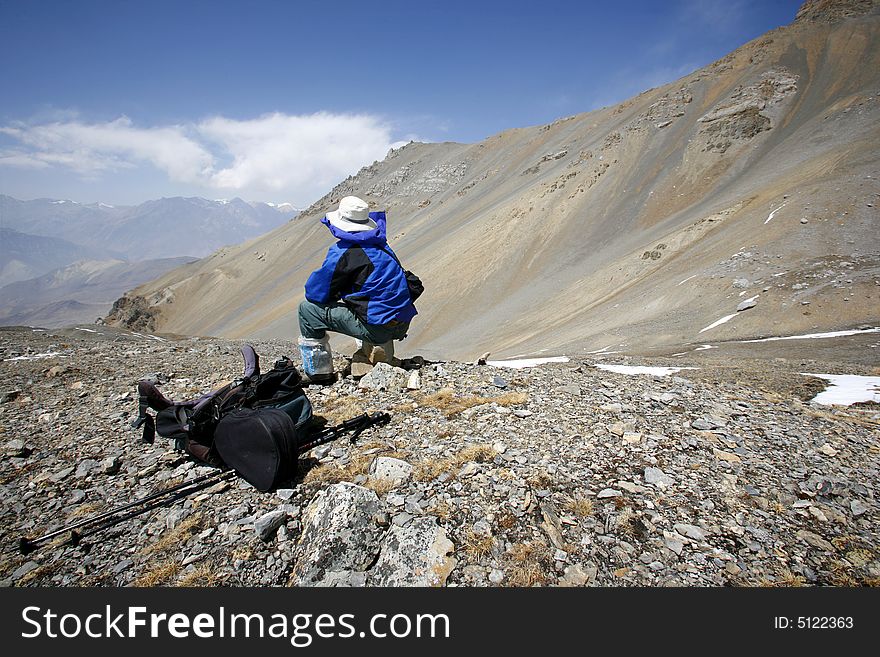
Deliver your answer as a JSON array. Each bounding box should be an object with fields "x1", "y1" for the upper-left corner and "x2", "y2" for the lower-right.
[
  {"x1": 358, "y1": 362, "x2": 407, "y2": 391},
  {"x1": 3, "y1": 439, "x2": 31, "y2": 458},
  {"x1": 600, "y1": 403, "x2": 623, "y2": 413},
  {"x1": 644, "y1": 467, "x2": 674, "y2": 489},
  {"x1": 0, "y1": 390, "x2": 21, "y2": 404},
  {"x1": 597, "y1": 488, "x2": 621, "y2": 498},
  {"x1": 370, "y1": 457, "x2": 413, "y2": 484},
  {"x1": 725, "y1": 562, "x2": 742, "y2": 576},
  {"x1": 559, "y1": 563, "x2": 594, "y2": 587},
  {"x1": 617, "y1": 481, "x2": 642, "y2": 494},
  {"x1": 12, "y1": 561, "x2": 40, "y2": 580},
  {"x1": 101, "y1": 456, "x2": 122, "y2": 475},
  {"x1": 850, "y1": 500, "x2": 868, "y2": 516},
  {"x1": 736, "y1": 298, "x2": 757, "y2": 312},
  {"x1": 512, "y1": 409, "x2": 532, "y2": 418},
  {"x1": 112, "y1": 559, "x2": 133, "y2": 574},
  {"x1": 254, "y1": 509, "x2": 288, "y2": 541},
  {"x1": 622, "y1": 432, "x2": 643, "y2": 445},
  {"x1": 664, "y1": 532, "x2": 685, "y2": 556},
  {"x1": 796, "y1": 530, "x2": 834, "y2": 552},
  {"x1": 47, "y1": 365, "x2": 68, "y2": 378},
  {"x1": 312, "y1": 445, "x2": 332, "y2": 459},
  {"x1": 800, "y1": 218, "x2": 808, "y2": 224},
  {"x1": 818, "y1": 444, "x2": 838, "y2": 457},
  {"x1": 713, "y1": 448, "x2": 741, "y2": 463},
  {"x1": 674, "y1": 523, "x2": 706, "y2": 541},
  {"x1": 560, "y1": 384, "x2": 581, "y2": 396},
  {"x1": 406, "y1": 371, "x2": 421, "y2": 390},
  {"x1": 75, "y1": 459, "x2": 98, "y2": 478},
  {"x1": 49, "y1": 466, "x2": 75, "y2": 483},
  {"x1": 492, "y1": 375, "x2": 508, "y2": 388},
  {"x1": 276, "y1": 488, "x2": 296, "y2": 501},
  {"x1": 488, "y1": 569, "x2": 505, "y2": 584}
]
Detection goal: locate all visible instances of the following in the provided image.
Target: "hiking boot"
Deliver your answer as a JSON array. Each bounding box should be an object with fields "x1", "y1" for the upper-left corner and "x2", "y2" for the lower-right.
[
  {"x1": 370, "y1": 341, "x2": 402, "y2": 367},
  {"x1": 300, "y1": 371, "x2": 336, "y2": 386},
  {"x1": 351, "y1": 340, "x2": 374, "y2": 377}
]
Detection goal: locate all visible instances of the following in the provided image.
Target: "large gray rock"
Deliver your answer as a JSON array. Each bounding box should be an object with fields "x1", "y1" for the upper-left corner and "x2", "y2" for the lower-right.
[
  {"x1": 289, "y1": 483, "x2": 383, "y2": 586},
  {"x1": 358, "y1": 362, "x2": 407, "y2": 391},
  {"x1": 368, "y1": 517, "x2": 456, "y2": 587}
]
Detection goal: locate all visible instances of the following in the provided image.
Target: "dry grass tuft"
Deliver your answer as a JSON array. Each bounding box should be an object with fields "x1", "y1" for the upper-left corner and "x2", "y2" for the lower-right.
[
  {"x1": 564, "y1": 496, "x2": 594, "y2": 517},
  {"x1": 156, "y1": 477, "x2": 185, "y2": 492},
  {"x1": 364, "y1": 476, "x2": 396, "y2": 495},
  {"x1": 429, "y1": 499, "x2": 453, "y2": 521},
  {"x1": 506, "y1": 541, "x2": 551, "y2": 587},
  {"x1": 17, "y1": 562, "x2": 58, "y2": 586},
  {"x1": 757, "y1": 567, "x2": 807, "y2": 588},
  {"x1": 176, "y1": 563, "x2": 222, "y2": 587},
  {"x1": 413, "y1": 444, "x2": 497, "y2": 482},
  {"x1": 496, "y1": 512, "x2": 517, "y2": 530},
  {"x1": 232, "y1": 547, "x2": 253, "y2": 561},
  {"x1": 461, "y1": 530, "x2": 495, "y2": 558},
  {"x1": 132, "y1": 560, "x2": 180, "y2": 587},
  {"x1": 319, "y1": 396, "x2": 368, "y2": 425},
  {"x1": 66, "y1": 503, "x2": 104, "y2": 520},
  {"x1": 527, "y1": 470, "x2": 553, "y2": 489},
  {"x1": 303, "y1": 454, "x2": 373, "y2": 486},
  {"x1": 419, "y1": 389, "x2": 528, "y2": 417},
  {"x1": 140, "y1": 513, "x2": 203, "y2": 556}
]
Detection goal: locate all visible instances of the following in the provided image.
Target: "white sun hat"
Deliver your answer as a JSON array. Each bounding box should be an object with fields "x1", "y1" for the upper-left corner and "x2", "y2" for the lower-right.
[{"x1": 326, "y1": 196, "x2": 377, "y2": 232}]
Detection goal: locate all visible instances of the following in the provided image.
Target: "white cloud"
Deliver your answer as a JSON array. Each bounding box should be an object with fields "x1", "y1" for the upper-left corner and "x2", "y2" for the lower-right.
[
  {"x1": 0, "y1": 112, "x2": 403, "y2": 203},
  {"x1": 0, "y1": 117, "x2": 212, "y2": 182},
  {"x1": 199, "y1": 112, "x2": 395, "y2": 194}
]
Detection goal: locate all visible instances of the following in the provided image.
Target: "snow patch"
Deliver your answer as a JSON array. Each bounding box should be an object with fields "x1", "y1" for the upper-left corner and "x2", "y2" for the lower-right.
[
  {"x1": 764, "y1": 202, "x2": 787, "y2": 224},
  {"x1": 699, "y1": 313, "x2": 737, "y2": 333},
  {"x1": 743, "y1": 328, "x2": 880, "y2": 343},
  {"x1": 5, "y1": 351, "x2": 64, "y2": 361},
  {"x1": 595, "y1": 364, "x2": 698, "y2": 376},
  {"x1": 74, "y1": 327, "x2": 98, "y2": 333},
  {"x1": 130, "y1": 332, "x2": 168, "y2": 343},
  {"x1": 677, "y1": 275, "x2": 697, "y2": 286},
  {"x1": 487, "y1": 356, "x2": 570, "y2": 369},
  {"x1": 802, "y1": 373, "x2": 880, "y2": 406}
]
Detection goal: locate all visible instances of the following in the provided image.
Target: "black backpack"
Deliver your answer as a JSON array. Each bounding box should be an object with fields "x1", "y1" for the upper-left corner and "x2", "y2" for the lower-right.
[{"x1": 132, "y1": 344, "x2": 313, "y2": 491}]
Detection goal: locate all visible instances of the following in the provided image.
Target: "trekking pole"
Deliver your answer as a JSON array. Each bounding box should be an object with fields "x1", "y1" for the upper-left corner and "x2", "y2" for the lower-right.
[
  {"x1": 18, "y1": 469, "x2": 235, "y2": 554},
  {"x1": 298, "y1": 412, "x2": 391, "y2": 453}
]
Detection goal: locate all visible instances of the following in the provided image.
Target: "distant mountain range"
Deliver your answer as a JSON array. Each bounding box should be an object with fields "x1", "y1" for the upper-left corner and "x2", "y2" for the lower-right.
[
  {"x1": 0, "y1": 257, "x2": 198, "y2": 328},
  {"x1": 0, "y1": 195, "x2": 298, "y2": 328},
  {"x1": 0, "y1": 195, "x2": 298, "y2": 265},
  {"x1": 105, "y1": 0, "x2": 880, "y2": 360}
]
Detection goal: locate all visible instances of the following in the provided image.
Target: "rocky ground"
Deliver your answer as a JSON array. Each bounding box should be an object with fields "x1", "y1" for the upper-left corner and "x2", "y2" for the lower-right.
[{"x1": 0, "y1": 325, "x2": 878, "y2": 587}]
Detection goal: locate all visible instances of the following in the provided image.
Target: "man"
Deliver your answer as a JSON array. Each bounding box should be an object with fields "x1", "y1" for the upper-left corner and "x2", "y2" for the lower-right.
[{"x1": 298, "y1": 196, "x2": 417, "y2": 379}]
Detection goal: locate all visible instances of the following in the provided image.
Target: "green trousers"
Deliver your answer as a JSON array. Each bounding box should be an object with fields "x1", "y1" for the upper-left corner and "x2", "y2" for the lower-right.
[{"x1": 298, "y1": 299, "x2": 409, "y2": 344}]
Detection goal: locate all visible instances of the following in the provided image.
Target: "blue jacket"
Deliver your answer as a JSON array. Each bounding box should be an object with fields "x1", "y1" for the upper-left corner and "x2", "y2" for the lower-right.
[{"x1": 304, "y1": 212, "x2": 418, "y2": 326}]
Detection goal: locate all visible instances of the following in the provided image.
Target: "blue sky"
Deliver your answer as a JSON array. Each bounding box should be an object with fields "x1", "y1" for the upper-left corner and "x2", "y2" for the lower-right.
[{"x1": 0, "y1": 0, "x2": 802, "y2": 206}]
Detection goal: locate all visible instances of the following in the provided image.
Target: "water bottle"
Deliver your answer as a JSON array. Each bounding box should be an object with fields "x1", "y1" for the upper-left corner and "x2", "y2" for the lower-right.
[{"x1": 298, "y1": 336, "x2": 334, "y2": 376}]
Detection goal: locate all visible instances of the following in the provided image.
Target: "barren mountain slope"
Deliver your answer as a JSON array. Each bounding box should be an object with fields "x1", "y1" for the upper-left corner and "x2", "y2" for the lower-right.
[{"x1": 109, "y1": 2, "x2": 880, "y2": 361}]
